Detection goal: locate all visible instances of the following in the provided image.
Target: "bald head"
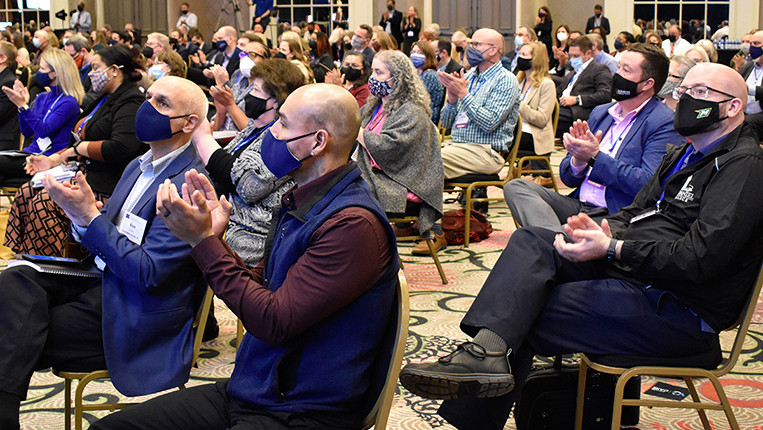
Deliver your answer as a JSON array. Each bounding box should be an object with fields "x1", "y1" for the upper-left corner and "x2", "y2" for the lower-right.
[
  {"x1": 145, "y1": 76, "x2": 206, "y2": 150},
  {"x1": 293, "y1": 83, "x2": 360, "y2": 159},
  {"x1": 473, "y1": 28, "x2": 504, "y2": 53}
]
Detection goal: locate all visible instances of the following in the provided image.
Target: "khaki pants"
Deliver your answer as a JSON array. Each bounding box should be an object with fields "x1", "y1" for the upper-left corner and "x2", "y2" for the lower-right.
[{"x1": 441, "y1": 140, "x2": 505, "y2": 179}]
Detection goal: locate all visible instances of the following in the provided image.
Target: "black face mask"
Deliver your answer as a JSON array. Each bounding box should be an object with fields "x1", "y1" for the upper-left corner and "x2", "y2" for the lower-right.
[
  {"x1": 673, "y1": 93, "x2": 730, "y2": 136},
  {"x1": 611, "y1": 73, "x2": 646, "y2": 101},
  {"x1": 274, "y1": 51, "x2": 287, "y2": 59},
  {"x1": 308, "y1": 39, "x2": 317, "y2": 50},
  {"x1": 387, "y1": 4, "x2": 394, "y2": 11},
  {"x1": 244, "y1": 94, "x2": 273, "y2": 120},
  {"x1": 455, "y1": 45, "x2": 464, "y2": 53},
  {"x1": 668, "y1": 34, "x2": 677, "y2": 43},
  {"x1": 343, "y1": 42, "x2": 352, "y2": 51},
  {"x1": 516, "y1": 57, "x2": 532, "y2": 71},
  {"x1": 341, "y1": 66, "x2": 362, "y2": 81},
  {"x1": 141, "y1": 45, "x2": 154, "y2": 59}
]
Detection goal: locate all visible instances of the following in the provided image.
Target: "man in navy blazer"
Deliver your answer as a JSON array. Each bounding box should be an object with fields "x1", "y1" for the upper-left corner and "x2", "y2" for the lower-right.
[
  {"x1": 506, "y1": 43, "x2": 682, "y2": 232},
  {"x1": 0, "y1": 76, "x2": 208, "y2": 429}
]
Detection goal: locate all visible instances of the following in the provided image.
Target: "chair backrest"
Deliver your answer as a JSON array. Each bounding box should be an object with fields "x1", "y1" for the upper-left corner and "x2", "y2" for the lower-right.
[
  {"x1": 504, "y1": 112, "x2": 523, "y2": 179},
  {"x1": 716, "y1": 261, "x2": 763, "y2": 377},
  {"x1": 361, "y1": 270, "x2": 410, "y2": 430},
  {"x1": 191, "y1": 287, "x2": 215, "y2": 367},
  {"x1": 552, "y1": 99, "x2": 560, "y2": 137}
]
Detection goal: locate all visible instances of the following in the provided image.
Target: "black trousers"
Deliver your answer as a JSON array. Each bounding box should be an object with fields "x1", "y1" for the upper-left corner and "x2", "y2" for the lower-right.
[
  {"x1": 555, "y1": 105, "x2": 574, "y2": 139},
  {"x1": 437, "y1": 227, "x2": 719, "y2": 430},
  {"x1": 0, "y1": 266, "x2": 105, "y2": 426},
  {"x1": 516, "y1": 132, "x2": 551, "y2": 177},
  {"x1": 92, "y1": 380, "x2": 360, "y2": 430},
  {"x1": 0, "y1": 155, "x2": 30, "y2": 186}
]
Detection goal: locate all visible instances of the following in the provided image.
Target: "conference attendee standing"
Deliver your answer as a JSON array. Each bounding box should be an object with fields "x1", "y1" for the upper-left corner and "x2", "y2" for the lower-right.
[
  {"x1": 70, "y1": 2, "x2": 92, "y2": 34},
  {"x1": 402, "y1": 6, "x2": 421, "y2": 56},
  {"x1": 379, "y1": 0, "x2": 403, "y2": 49},
  {"x1": 176, "y1": 3, "x2": 198, "y2": 31},
  {"x1": 534, "y1": 6, "x2": 554, "y2": 62},
  {"x1": 247, "y1": 0, "x2": 273, "y2": 30},
  {"x1": 585, "y1": 4, "x2": 610, "y2": 36}
]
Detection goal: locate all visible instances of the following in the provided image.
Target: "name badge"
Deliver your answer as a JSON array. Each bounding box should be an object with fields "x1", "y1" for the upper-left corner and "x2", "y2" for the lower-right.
[
  {"x1": 117, "y1": 212, "x2": 148, "y2": 244},
  {"x1": 454, "y1": 112, "x2": 469, "y2": 129},
  {"x1": 631, "y1": 209, "x2": 659, "y2": 223},
  {"x1": 408, "y1": 30, "x2": 414, "y2": 37},
  {"x1": 36, "y1": 136, "x2": 52, "y2": 153},
  {"x1": 579, "y1": 177, "x2": 606, "y2": 206}
]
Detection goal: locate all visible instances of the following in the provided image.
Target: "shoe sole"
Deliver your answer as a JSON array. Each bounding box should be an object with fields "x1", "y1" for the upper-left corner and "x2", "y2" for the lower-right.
[
  {"x1": 411, "y1": 243, "x2": 446, "y2": 256},
  {"x1": 399, "y1": 369, "x2": 515, "y2": 400}
]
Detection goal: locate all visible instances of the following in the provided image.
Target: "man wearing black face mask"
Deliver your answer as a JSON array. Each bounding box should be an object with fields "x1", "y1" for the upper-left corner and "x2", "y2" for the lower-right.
[
  {"x1": 379, "y1": 0, "x2": 403, "y2": 48},
  {"x1": 0, "y1": 77, "x2": 209, "y2": 430},
  {"x1": 662, "y1": 24, "x2": 691, "y2": 57},
  {"x1": 585, "y1": 4, "x2": 610, "y2": 36},
  {"x1": 70, "y1": 2, "x2": 92, "y2": 34},
  {"x1": 506, "y1": 43, "x2": 680, "y2": 232},
  {"x1": 400, "y1": 62, "x2": 763, "y2": 430}
]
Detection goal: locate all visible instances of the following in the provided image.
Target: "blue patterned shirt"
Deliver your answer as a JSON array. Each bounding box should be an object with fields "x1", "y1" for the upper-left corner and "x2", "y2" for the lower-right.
[
  {"x1": 440, "y1": 60, "x2": 520, "y2": 152},
  {"x1": 420, "y1": 69, "x2": 444, "y2": 125}
]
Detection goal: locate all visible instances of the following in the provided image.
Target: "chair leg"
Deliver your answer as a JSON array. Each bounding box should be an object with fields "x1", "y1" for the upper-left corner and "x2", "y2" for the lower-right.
[
  {"x1": 63, "y1": 377, "x2": 72, "y2": 430},
  {"x1": 574, "y1": 360, "x2": 588, "y2": 430},
  {"x1": 74, "y1": 378, "x2": 85, "y2": 430},
  {"x1": 397, "y1": 254, "x2": 405, "y2": 269},
  {"x1": 684, "y1": 376, "x2": 712, "y2": 430},
  {"x1": 610, "y1": 374, "x2": 631, "y2": 430},
  {"x1": 464, "y1": 185, "x2": 473, "y2": 248},
  {"x1": 424, "y1": 237, "x2": 448, "y2": 284},
  {"x1": 707, "y1": 376, "x2": 741, "y2": 430}
]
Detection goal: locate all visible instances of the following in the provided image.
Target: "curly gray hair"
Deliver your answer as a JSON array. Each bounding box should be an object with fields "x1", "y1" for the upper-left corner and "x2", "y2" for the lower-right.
[{"x1": 363, "y1": 49, "x2": 431, "y2": 118}]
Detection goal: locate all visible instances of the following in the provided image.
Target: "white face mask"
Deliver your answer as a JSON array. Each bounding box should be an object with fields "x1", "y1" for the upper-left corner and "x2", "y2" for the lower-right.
[
  {"x1": 32, "y1": 37, "x2": 41, "y2": 48},
  {"x1": 556, "y1": 32, "x2": 568, "y2": 43},
  {"x1": 239, "y1": 55, "x2": 255, "y2": 78}
]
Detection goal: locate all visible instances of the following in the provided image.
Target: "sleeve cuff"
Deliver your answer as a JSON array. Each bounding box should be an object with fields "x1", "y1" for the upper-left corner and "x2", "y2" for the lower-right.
[{"x1": 190, "y1": 235, "x2": 229, "y2": 273}]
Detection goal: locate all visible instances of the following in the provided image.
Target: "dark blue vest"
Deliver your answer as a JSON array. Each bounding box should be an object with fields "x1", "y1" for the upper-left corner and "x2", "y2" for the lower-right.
[{"x1": 227, "y1": 164, "x2": 400, "y2": 414}]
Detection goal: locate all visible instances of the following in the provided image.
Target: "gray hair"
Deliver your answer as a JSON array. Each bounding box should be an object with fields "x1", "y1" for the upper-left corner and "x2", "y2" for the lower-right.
[
  {"x1": 363, "y1": 50, "x2": 431, "y2": 117},
  {"x1": 670, "y1": 55, "x2": 697, "y2": 78},
  {"x1": 65, "y1": 34, "x2": 91, "y2": 52}
]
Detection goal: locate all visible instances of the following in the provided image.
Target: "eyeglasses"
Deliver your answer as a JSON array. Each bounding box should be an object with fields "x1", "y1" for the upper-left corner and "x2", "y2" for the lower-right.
[
  {"x1": 239, "y1": 51, "x2": 265, "y2": 60},
  {"x1": 672, "y1": 85, "x2": 735, "y2": 100},
  {"x1": 469, "y1": 41, "x2": 495, "y2": 49}
]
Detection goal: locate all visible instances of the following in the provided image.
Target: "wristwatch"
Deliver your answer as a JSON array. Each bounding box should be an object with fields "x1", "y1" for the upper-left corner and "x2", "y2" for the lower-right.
[
  {"x1": 587, "y1": 155, "x2": 596, "y2": 168},
  {"x1": 576, "y1": 95, "x2": 582, "y2": 106},
  {"x1": 18, "y1": 105, "x2": 28, "y2": 113},
  {"x1": 607, "y1": 239, "x2": 618, "y2": 261}
]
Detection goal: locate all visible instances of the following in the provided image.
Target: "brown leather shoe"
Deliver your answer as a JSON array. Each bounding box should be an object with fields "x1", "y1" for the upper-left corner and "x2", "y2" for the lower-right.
[
  {"x1": 411, "y1": 233, "x2": 447, "y2": 255},
  {"x1": 393, "y1": 225, "x2": 418, "y2": 238},
  {"x1": 534, "y1": 176, "x2": 554, "y2": 188}
]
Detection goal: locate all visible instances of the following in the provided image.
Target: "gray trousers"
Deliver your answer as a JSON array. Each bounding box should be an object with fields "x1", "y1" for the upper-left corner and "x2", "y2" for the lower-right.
[{"x1": 504, "y1": 179, "x2": 602, "y2": 232}]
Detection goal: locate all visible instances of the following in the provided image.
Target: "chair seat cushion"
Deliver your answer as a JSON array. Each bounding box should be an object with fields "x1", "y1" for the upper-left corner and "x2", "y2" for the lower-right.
[
  {"x1": 587, "y1": 340, "x2": 722, "y2": 370},
  {"x1": 446, "y1": 173, "x2": 501, "y2": 184}
]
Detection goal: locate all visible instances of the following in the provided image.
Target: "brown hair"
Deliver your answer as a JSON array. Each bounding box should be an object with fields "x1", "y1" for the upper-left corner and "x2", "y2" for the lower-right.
[
  {"x1": 414, "y1": 40, "x2": 438, "y2": 71},
  {"x1": 626, "y1": 43, "x2": 669, "y2": 95}
]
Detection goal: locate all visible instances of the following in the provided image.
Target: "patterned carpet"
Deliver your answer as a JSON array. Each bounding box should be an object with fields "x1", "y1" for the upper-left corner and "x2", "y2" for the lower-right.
[{"x1": 8, "y1": 149, "x2": 763, "y2": 429}]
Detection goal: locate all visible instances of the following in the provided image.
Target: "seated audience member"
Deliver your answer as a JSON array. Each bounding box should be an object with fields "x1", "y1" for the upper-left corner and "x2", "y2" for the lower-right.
[
  {"x1": 0, "y1": 48, "x2": 82, "y2": 185},
  {"x1": 587, "y1": 33, "x2": 618, "y2": 75},
  {"x1": 308, "y1": 31, "x2": 335, "y2": 83},
  {"x1": 208, "y1": 40, "x2": 270, "y2": 132},
  {"x1": 0, "y1": 76, "x2": 209, "y2": 430},
  {"x1": 5, "y1": 44, "x2": 146, "y2": 257},
  {"x1": 451, "y1": 29, "x2": 468, "y2": 67},
  {"x1": 555, "y1": 36, "x2": 613, "y2": 138},
  {"x1": 188, "y1": 26, "x2": 240, "y2": 87},
  {"x1": 550, "y1": 24, "x2": 571, "y2": 74},
  {"x1": 613, "y1": 31, "x2": 636, "y2": 62},
  {"x1": 192, "y1": 59, "x2": 305, "y2": 266},
  {"x1": 506, "y1": 26, "x2": 536, "y2": 73},
  {"x1": 433, "y1": 38, "x2": 463, "y2": 74},
  {"x1": 93, "y1": 84, "x2": 400, "y2": 430},
  {"x1": 357, "y1": 50, "x2": 445, "y2": 254},
  {"x1": 438, "y1": 28, "x2": 519, "y2": 183},
  {"x1": 589, "y1": 26, "x2": 609, "y2": 52},
  {"x1": 251, "y1": 23, "x2": 272, "y2": 48},
  {"x1": 63, "y1": 35, "x2": 98, "y2": 107},
  {"x1": 731, "y1": 31, "x2": 753, "y2": 71},
  {"x1": 513, "y1": 42, "x2": 556, "y2": 186},
  {"x1": 328, "y1": 27, "x2": 345, "y2": 62},
  {"x1": 324, "y1": 49, "x2": 371, "y2": 108},
  {"x1": 149, "y1": 50, "x2": 188, "y2": 81},
  {"x1": 644, "y1": 30, "x2": 663, "y2": 49},
  {"x1": 506, "y1": 44, "x2": 678, "y2": 231},
  {"x1": 740, "y1": 30, "x2": 763, "y2": 139},
  {"x1": 400, "y1": 62, "x2": 763, "y2": 430},
  {"x1": 0, "y1": 41, "x2": 20, "y2": 151},
  {"x1": 660, "y1": 55, "x2": 696, "y2": 110},
  {"x1": 410, "y1": 40, "x2": 444, "y2": 124},
  {"x1": 371, "y1": 28, "x2": 397, "y2": 53},
  {"x1": 277, "y1": 31, "x2": 314, "y2": 83},
  {"x1": 143, "y1": 32, "x2": 170, "y2": 65},
  {"x1": 695, "y1": 39, "x2": 718, "y2": 63},
  {"x1": 662, "y1": 24, "x2": 691, "y2": 57},
  {"x1": 352, "y1": 24, "x2": 376, "y2": 64},
  {"x1": 170, "y1": 28, "x2": 198, "y2": 62},
  {"x1": 685, "y1": 45, "x2": 709, "y2": 64},
  {"x1": 189, "y1": 29, "x2": 215, "y2": 56},
  {"x1": 91, "y1": 30, "x2": 107, "y2": 51}
]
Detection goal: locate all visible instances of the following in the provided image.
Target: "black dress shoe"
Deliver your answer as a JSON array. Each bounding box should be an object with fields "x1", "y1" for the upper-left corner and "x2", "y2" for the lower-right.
[{"x1": 399, "y1": 342, "x2": 514, "y2": 400}]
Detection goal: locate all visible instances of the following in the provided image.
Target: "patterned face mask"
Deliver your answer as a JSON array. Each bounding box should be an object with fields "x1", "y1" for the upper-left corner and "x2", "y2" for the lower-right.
[{"x1": 368, "y1": 76, "x2": 393, "y2": 98}]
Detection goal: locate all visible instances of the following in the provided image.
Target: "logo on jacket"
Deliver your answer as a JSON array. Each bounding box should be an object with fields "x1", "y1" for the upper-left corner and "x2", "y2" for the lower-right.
[
  {"x1": 695, "y1": 108, "x2": 712, "y2": 119},
  {"x1": 674, "y1": 175, "x2": 694, "y2": 202}
]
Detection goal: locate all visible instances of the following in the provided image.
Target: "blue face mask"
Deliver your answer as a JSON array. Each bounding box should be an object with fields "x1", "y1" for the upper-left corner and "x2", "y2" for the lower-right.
[
  {"x1": 150, "y1": 65, "x2": 166, "y2": 80},
  {"x1": 215, "y1": 39, "x2": 228, "y2": 52},
  {"x1": 410, "y1": 53, "x2": 426, "y2": 69},
  {"x1": 614, "y1": 40, "x2": 624, "y2": 51},
  {"x1": 466, "y1": 45, "x2": 487, "y2": 67},
  {"x1": 570, "y1": 56, "x2": 584, "y2": 70},
  {"x1": 35, "y1": 70, "x2": 53, "y2": 88},
  {"x1": 260, "y1": 129, "x2": 318, "y2": 178},
  {"x1": 514, "y1": 35, "x2": 524, "y2": 50},
  {"x1": 134, "y1": 101, "x2": 190, "y2": 143},
  {"x1": 750, "y1": 45, "x2": 763, "y2": 60}
]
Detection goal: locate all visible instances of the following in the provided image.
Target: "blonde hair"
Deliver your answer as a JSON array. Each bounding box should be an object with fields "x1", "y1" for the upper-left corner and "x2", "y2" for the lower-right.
[
  {"x1": 685, "y1": 46, "x2": 709, "y2": 63},
  {"x1": 41, "y1": 48, "x2": 84, "y2": 104},
  {"x1": 363, "y1": 50, "x2": 430, "y2": 117},
  {"x1": 280, "y1": 31, "x2": 308, "y2": 64},
  {"x1": 516, "y1": 42, "x2": 550, "y2": 88}
]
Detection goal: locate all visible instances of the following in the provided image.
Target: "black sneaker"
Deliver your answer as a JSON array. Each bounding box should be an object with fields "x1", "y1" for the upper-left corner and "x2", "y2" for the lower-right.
[
  {"x1": 399, "y1": 342, "x2": 514, "y2": 400},
  {"x1": 472, "y1": 187, "x2": 489, "y2": 213}
]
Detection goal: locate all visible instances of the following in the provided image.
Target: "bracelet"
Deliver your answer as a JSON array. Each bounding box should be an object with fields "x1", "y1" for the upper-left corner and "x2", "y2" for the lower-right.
[{"x1": 72, "y1": 141, "x2": 83, "y2": 156}]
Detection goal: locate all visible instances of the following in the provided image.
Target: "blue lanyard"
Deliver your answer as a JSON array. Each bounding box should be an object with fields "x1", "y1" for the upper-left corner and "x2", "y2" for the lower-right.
[
  {"x1": 365, "y1": 103, "x2": 383, "y2": 131},
  {"x1": 77, "y1": 97, "x2": 108, "y2": 136},
  {"x1": 468, "y1": 66, "x2": 501, "y2": 94},
  {"x1": 42, "y1": 93, "x2": 65, "y2": 122},
  {"x1": 606, "y1": 115, "x2": 638, "y2": 155},
  {"x1": 754, "y1": 64, "x2": 763, "y2": 82},
  {"x1": 232, "y1": 120, "x2": 275, "y2": 154},
  {"x1": 656, "y1": 146, "x2": 696, "y2": 209}
]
